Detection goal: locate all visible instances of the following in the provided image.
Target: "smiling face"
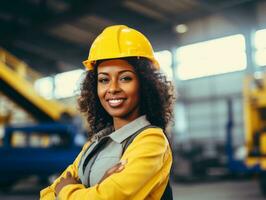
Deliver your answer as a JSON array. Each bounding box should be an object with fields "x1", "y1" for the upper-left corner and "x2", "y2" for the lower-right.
[{"x1": 97, "y1": 59, "x2": 141, "y2": 123}]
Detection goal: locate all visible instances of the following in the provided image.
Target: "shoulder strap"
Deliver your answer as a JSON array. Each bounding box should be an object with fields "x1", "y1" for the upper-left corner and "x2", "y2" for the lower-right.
[
  {"x1": 122, "y1": 125, "x2": 157, "y2": 154},
  {"x1": 121, "y1": 125, "x2": 173, "y2": 200}
]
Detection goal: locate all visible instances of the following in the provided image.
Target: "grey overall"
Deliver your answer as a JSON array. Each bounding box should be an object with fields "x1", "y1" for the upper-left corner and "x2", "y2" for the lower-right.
[{"x1": 78, "y1": 115, "x2": 150, "y2": 187}]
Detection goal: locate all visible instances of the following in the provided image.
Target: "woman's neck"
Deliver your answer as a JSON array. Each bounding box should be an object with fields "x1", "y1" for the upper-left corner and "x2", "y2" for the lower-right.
[{"x1": 113, "y1": 114, "x2": 141, "y2": 130}]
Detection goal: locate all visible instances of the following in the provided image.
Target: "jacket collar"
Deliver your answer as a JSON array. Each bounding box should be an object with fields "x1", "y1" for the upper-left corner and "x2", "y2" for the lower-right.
[
  {"x1": 109, "y1": 115, "x2": 150, "y2": 143},
  {"x1": 93, "y1": 115, "x2": 150, "y2": 143}
]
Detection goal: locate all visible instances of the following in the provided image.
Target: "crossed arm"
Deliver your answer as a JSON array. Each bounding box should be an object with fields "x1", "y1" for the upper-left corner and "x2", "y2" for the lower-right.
[
  {"x1": 55, "y1": 160, "x2": 127, "y2": 196},
  {"x1": 40, "y1": 128, "x2": 171, "y2": 200}
]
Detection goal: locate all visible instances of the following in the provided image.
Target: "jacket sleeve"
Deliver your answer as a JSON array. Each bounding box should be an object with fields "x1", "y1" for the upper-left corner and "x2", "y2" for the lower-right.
[
  {"x1": 57, "y1": 128, "x2": 171, "y2": 200},
  {"x1": 40, "y1": 141, "x2": 91, "y2": 200}
]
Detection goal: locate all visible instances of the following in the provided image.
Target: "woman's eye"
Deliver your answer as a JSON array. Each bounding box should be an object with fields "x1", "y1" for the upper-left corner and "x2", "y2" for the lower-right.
[
  {"x1": 120, "y1": 76, "x2": 132, "y2": 82},
  {"x1": 98, "y1": 78, "x2": 109, "y2": 84}
]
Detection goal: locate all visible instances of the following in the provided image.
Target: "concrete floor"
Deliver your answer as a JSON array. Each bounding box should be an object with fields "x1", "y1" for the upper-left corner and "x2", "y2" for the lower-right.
[
  {"x1": 173, "y1": 180, "x2": 265, "y2": 200},
  {"x1": 0, "y1": 179, "x2": 265, "y2": 200}
]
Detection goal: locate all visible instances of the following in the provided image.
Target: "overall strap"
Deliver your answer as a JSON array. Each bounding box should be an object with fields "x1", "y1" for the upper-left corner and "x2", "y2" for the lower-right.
[
  {"x1": 82, "y1": 136, "x2": 110, "y2": 173},
  {"x1": 122, "y1": 125, "x2": 157, "y2": 154},
  {"x1": 121, "y1": 125, "x2": 173, "y2": 200}
]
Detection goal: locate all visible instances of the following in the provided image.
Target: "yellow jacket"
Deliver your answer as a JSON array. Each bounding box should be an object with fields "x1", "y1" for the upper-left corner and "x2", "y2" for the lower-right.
[{"x1": 40, "y1": 127, "x2": 172, "y2": 200}]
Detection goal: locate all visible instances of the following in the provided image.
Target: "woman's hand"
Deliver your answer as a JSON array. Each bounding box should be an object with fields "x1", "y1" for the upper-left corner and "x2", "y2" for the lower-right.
[
  {"x1": 55, "y1": 160, "x2": 127, "y2": 196},
  {"x1": 55, "y1": 172, "x2": 80, "y2": 196},
  {"x1": 99, "y1": 159, "x2": 127, "y2": 183}
]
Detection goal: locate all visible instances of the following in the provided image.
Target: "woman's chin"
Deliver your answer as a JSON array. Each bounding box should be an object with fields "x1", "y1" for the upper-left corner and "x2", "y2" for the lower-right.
[{"x1": 108, "y1": 111, "x2": 128, "y2": 119}]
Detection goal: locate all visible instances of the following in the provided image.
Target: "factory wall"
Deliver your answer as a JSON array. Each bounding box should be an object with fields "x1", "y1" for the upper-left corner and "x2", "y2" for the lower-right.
[
  {"x1": 173, "y1": 1, "x2": 266, "y2": 149},
  {"x1": 175, "y1": 72, "x2": 244, "y2": 149}
]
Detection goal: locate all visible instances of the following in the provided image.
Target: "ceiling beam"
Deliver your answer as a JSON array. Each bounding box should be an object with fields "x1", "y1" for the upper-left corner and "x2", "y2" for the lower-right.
[
  {"x1": 0, "y1": 0, "x2": 107, "y2": 45},
  {"x1": 9, "y1": 47, "x2": 60, "y2": 75},
  {"x1": 6, "y1": 43, "x2": 86, "y2": 76},
  {"x1": 0, "y1": 0, "x2": 46, "y2": 19},
  {"x1": 1, "y1": 0, "x2": 174, "y2": 45},
  {"x1": 4, "y1": 30, "x2": 88, "y2": 69}
]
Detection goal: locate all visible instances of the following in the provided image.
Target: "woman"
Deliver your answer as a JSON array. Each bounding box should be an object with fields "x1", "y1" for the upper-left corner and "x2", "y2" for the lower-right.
[{"x1": 40, "y1": 25, "x2": 174, "y2": 200}]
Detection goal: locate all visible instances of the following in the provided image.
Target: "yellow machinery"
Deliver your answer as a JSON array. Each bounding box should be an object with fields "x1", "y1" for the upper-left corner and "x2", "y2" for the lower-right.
[
  {"x1": 244, "y1": 74, "x2": 266, "y2": 167},
  {"x1": 0, "y1": 48, "x2": 76, "y2": 122},
  {"x1": 0, "y1": 49, "x2": 84, "y2": 189},
  {"x1": 244, "y1": 73, "x2": 266, "y2": 195}
]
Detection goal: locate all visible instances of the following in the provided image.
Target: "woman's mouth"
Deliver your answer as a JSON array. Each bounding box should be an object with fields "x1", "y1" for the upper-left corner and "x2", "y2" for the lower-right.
[{"x1": 107, "y1": 99, "x2": 125, "y2": 107}]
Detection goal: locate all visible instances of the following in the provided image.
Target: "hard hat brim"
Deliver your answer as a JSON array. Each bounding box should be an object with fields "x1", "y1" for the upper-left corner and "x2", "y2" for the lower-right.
[
  {"x1": 83, "y1": 57, "x2": 160, "y2": 71},
  {"x1": 83, "y1": 60, "x2": 94, "y2": 71}
]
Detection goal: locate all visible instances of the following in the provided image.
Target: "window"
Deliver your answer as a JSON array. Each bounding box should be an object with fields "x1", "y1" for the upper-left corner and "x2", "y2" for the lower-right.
[
  {"x1": 176, "y1": 34, "x2": 247, "y2": 80},
  {"x1": 35, "y1": 69, "x2": 85, "y2": 99},
  {"x1": 34, "y1": 77, "x2": 54, "y2": 99},
  {"x1": 54, "y1": 69, "x2": 84, "y2": 99},
  {"x1": 255, "y1": 29, "x2": 266, "y2": 67},
  {"x1": 155, "y1": 50, "x2": 173, "y2": 81}
]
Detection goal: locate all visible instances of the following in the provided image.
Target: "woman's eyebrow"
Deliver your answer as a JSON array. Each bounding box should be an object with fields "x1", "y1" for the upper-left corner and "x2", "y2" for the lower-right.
[
  {"x1": 98, "y1": 70, "x2": 136, "y2": 75},
  {"x1": 118, "y1": 70, "x2": 136, "y2": 75},
  {"x1": 97, "y1": 72, "x2": 109, "y2": 75}
]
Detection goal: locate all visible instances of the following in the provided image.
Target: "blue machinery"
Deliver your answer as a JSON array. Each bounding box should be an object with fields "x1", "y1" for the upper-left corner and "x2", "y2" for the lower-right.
[
  {"x1": 226, "y1": 98, "x2": 260, "y2": 174},
  {"x1": 0, "y1": 123, "x2": 82, "y2": 188},
  {"x1": 0, "y1": 49, "x2": 83, "y2": 189}
]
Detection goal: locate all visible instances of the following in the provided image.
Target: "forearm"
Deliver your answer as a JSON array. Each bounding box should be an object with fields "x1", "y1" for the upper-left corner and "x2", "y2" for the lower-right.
[
  {"x1": 57, "y1": 129, "x2": 170, "y2": 200},
  {"x1": 58, "y1": 179, "x2": 129, "y2": 200},
  {"x1": 40, "y1": 165, "x2": 76, "y2": 200},
  {"x1": 40, "y1": 141, "x2": 91, "y2": 199}
]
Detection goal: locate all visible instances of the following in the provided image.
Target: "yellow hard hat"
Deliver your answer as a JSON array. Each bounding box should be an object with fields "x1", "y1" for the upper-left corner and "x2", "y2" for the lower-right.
[{"x1": 83, "y1": 25, "x2": 159, "y2": 70}]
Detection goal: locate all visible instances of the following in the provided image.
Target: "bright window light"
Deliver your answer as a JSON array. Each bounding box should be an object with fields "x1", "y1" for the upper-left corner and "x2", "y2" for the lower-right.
[
  {"x1": 255, "y1": 29, "x2": 266, "y2": 66},
  {"x1": 255, "y1": 50, "x2": 266, "y2": 66},
  {"x1": 176, "y1": 34, "x2": 247, "y2": 80},
  {"x1": 255, "y1": 29, "x2": 266, "y2": 49},
  {"x1": 54, "y1": 69, "x2": 84, "y2": 98},
  {"x1": 155, "y1": 50, "x2": 173, "y2": 80},
  {"x1": 34, "y1": 77, "x2": 54, "y2": 99}
]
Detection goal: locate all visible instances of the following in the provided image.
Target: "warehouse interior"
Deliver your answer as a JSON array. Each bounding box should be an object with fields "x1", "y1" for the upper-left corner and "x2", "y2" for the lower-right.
[{"x1": 1, "y1": 0, "x2": 266, "y2": 199}]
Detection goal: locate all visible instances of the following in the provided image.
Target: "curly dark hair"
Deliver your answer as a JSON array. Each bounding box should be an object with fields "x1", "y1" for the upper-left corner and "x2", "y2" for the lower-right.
[{"x1": 78, "y1": 57, "x2": 175, "y2": 139}]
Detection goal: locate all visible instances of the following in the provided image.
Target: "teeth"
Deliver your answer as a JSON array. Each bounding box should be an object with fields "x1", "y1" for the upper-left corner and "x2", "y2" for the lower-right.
[{"x1": 109, "y1": 99, "x2": 123, "y2": 103}]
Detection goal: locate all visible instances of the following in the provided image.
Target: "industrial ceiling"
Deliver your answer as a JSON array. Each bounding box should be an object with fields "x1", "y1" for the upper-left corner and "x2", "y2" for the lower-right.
[{"x1": 0, "y1": 0, "x2": 261, "y2": 75}]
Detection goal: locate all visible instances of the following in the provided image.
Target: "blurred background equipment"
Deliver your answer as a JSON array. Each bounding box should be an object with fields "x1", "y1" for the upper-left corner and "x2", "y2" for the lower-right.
[
  {"x1": 0, "y1": 123, "x2": 82, "y2": 190},
  {"x1": 0, "y1": 48, "x2": 76, "y2": 121},
  {"x1": 1, "y1": 0, "x2": 266, "y2": 199},
  {"x1": 243, "y1": 73, "x2": 266, "y2": 195},
  {"x1": 0, "y1": 48, "x2": 84, "y2": 191}
]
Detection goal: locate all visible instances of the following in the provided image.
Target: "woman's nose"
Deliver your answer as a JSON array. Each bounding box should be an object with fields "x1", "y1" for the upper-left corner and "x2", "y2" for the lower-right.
[{"x1": 108, "y1": 81, "x2": 121, "y2": 94}]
